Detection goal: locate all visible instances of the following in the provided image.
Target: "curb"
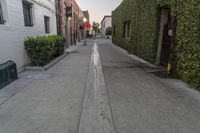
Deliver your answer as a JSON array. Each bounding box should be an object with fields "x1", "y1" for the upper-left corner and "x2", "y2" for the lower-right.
[
  {"x1": 25, "y1": 44, "x2": 79, "y2": 71},
  {"x1": 25, "y1": 53, "x2": 69, "y2": 71}
]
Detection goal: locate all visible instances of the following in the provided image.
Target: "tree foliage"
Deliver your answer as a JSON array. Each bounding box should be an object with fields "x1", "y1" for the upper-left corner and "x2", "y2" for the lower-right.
[
  {"x1": 106, "y1": 27, "x2": 112, "y2": 35},
  {"x1": 24, "y1": 35, "x2": 66, "y2": 66},
  {"x1": 92, "y1": 21, "x2": 100, "y2": 33}
]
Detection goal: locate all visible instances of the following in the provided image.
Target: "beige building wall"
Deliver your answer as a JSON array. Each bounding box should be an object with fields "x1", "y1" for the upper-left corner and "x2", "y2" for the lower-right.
[
  {"x1": 101, "y1": 16, "x2": 112, "y2": 38},
  {"x1": 0, "y1": 0, "x2": 57, "y2": 71}
]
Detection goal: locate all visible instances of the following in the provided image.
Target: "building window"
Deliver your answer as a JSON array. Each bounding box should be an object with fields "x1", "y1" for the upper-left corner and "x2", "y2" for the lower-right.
[
  {"x1": 113, "y1": 25, "x2": 116, "y2": 36},
  {"x1": 123, "y1": 21, "x2": 131, "y2": 38},
  {"x1": 23, "y1": 1, "x2": 33, "y2": 27},
  {"x1": 44, "y1": 16, "x2": 50, "y2": 33},
  {"x1": 0, "y1": 2, "x2": 4, "y2": 24}
]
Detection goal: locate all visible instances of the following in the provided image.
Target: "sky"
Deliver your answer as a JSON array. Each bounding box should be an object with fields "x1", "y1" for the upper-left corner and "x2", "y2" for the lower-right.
[{"x1": 76, "y1": 0, "x2": 123, "y2": 23}]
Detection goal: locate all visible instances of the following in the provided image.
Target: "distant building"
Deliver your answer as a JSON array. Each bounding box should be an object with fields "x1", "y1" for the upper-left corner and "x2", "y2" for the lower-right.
[
  {"x1": 101, "y1": 15, "x2": 111, "y2": 38},
  {"x1": 82, "y1": 10, "x2": 90, "y2": 22},
  {"x1": 0, "y1": 0, "x2": 57, "y2": 71},
  {"x1": 56, "y1": 0, "x2": 85, "y2": 46}
]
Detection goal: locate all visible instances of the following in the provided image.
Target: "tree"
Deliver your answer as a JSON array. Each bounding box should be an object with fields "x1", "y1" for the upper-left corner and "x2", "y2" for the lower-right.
[
  {"x1": 92, "y1": 21, "x2": 100, "y2": 38},
  {"x1": 92, "y1": 21, "x2": 100, "y2": 33}
]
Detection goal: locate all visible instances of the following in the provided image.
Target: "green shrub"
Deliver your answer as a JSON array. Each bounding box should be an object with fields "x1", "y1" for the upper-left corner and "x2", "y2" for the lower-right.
[
  {"x1": 51, "y1": 35, "x2": 66, "y2": 57},
  {"x1": 106, "y1": 27, "x2": 112, "y2": 35},
  {"x1": 24, "y1": 35, "x2": 66, "y2": 66}
]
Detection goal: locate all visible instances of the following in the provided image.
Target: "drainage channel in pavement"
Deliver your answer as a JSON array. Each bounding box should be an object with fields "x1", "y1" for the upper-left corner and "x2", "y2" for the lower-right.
[{"x1": 78, "y1": 43, "x2": 116, "y2": 133}]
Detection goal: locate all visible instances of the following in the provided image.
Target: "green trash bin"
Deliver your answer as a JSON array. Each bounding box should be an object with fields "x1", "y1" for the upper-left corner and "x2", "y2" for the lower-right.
[{"x1": 0, "y1": 61, "x2": 17, "y2": 89}]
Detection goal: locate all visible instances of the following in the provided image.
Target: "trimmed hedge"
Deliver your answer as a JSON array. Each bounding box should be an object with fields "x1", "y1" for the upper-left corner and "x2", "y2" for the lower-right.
[
  {"x1": 112, "y1": 0, "x2": 200, "y2": 89},
  {"x1": 24, "y1": 35, "x2": 66, "y2": 66}
]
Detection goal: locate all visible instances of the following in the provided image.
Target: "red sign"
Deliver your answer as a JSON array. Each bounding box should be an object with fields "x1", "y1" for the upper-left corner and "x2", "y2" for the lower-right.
[{"x1": 85, "y1": 22, "x2": 91, "y2": 30}]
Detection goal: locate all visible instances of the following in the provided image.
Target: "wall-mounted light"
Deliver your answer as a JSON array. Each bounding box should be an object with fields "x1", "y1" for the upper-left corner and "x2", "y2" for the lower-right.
[
  {"x1": 83, "y1": 17, "x2": 87, "y2": 22},
  {"x1": 168, "y1": 24, "x2": 173, "y2": 36}
]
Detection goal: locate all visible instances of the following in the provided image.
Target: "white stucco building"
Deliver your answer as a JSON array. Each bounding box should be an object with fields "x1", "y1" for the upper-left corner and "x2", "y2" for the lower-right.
[
  {"x1": 0, "y1": 0, "x2": 57, "y2": 71},
  {"x1": 101, "y1": 15, "x2": 111, "y2": 38}
]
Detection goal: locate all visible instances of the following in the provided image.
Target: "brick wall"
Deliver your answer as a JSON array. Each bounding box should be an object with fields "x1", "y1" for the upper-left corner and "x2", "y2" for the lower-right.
[{"x1": 56, "y1": 0, "x2": 85, "y2": 45}]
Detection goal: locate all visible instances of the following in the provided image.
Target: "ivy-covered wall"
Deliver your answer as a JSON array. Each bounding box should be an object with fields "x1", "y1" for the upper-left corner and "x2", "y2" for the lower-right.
[{"x1": 112, "y1": 0, "x2": 200, "y2": 89}]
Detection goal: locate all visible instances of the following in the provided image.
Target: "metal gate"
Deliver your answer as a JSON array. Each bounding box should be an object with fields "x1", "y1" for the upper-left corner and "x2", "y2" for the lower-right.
[{"x1": 0, "y1": 61, "x2": 17, "y2": 89}]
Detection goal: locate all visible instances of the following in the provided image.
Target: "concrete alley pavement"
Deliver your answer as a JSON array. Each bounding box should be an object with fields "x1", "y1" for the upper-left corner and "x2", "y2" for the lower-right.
[
  {"x1": 0, "y1": 42, "x2": 93, "y2": 133},
  {"x1": 0, "y1": 39, "x2": 200, "y2": 133},
  {"x1": 97, "y1": 39, "x2": 200, "y2": 133}
]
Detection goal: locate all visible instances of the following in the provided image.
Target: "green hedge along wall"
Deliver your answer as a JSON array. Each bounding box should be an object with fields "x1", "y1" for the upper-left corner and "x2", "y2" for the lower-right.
[
  {"x1": 24, "y1": 35, "x2": 66, "y2": 66},
  {"x1": 112, "y1": 0, "x2": 200, "y2": 89}
]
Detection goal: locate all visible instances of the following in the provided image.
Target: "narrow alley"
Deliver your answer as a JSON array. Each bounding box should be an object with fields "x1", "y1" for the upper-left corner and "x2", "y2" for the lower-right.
[{"x1": 0, "y1": 39, "x2": 200, "y2": 133}]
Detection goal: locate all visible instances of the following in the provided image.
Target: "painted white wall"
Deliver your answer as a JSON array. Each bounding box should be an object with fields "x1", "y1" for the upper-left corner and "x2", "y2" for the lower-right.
[
  {"x1": 101, "y1": 16, "x2": 111, "y2": 37},
  {"x1": 0, "y1": 0, "x2": 57, "y2": 71}
]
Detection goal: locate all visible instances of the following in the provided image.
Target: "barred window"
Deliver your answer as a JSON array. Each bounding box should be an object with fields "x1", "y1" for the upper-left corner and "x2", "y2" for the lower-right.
[
  {"x1": 0, "y1": 2, "x2": 4, "y2": 24},
  {"x1": 44, "y1": 16, "x2": 50, "y2": 33},
  {"x1": 23, "y1": 1, "x2": 33, "y2": 27}
]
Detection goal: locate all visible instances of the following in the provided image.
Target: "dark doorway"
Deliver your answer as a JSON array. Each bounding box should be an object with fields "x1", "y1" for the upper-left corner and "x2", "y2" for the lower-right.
[
  {"x1": 160, "y1": 12, "x2": 171, "y2": 65},
  {"x1": 156, "y1": 8, "x2": 172, "y2": 66}
]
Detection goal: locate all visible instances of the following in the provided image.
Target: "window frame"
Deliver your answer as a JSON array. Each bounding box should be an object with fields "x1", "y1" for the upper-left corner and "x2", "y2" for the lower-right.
[
  {"x1": 44, "y1": 16, "x2": 50, "y2": 33},
  {"x1": 23, "y1": 1, "x2": 33, "y2": 27},
  {"x1": 126, "y1": 22, "x2": 131, "y2": 38},
  {"x1": 123, "y1": 21, "x2": 131, "y2": 39},
  {"x1": 113, "y1": 25, "x2": 116, "y2": 36}
]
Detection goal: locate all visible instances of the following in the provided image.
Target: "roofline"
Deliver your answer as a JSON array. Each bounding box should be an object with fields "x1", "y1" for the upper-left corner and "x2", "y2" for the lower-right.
[{"x1": 101, "y1": 15, "x2": 112, "y2": 24}]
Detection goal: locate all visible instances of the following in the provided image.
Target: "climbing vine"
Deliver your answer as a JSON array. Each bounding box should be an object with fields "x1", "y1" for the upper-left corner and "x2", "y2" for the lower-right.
[{"x1": 112, "y1": 0, "x2": 200, "y2": 89}]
